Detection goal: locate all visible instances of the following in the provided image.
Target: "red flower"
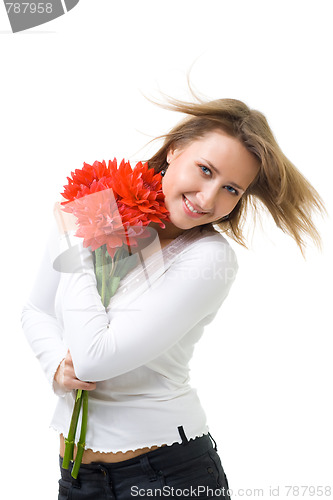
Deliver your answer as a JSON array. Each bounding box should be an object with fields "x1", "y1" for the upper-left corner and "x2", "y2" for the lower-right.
[
  {"x1": 61, "y1": 160, "x2": 116, "y2": 204},
  {"x1": 61, "y1": 158, "x2": 169, "y2": 256},
  {"x1": 67, "y1": 188, "x2": 148, "y2": 258},
  {"x1": 110, "y1": 160, "x2": 169, "y2": 227}
]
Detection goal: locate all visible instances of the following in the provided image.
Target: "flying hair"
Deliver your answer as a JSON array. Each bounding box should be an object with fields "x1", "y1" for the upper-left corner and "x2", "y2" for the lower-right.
[{"x1": 147, "y1": 91, "x2": 326, "y2": 255}]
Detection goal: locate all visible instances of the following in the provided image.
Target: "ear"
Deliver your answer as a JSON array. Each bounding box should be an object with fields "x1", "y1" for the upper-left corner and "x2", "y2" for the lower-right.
[{"x1": 167, "y1": 147, "x2": 179, "y2": 164}]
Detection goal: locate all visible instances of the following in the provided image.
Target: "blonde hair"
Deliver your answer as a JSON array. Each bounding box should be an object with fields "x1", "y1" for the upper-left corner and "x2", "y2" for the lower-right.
[{"x1": 148, "y1": 96, "x2": 326, "y2": 253}]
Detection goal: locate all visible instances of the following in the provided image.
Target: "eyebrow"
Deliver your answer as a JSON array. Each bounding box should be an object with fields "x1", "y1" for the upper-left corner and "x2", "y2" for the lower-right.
[{"x1": 201, "y1": 159, "x2": 246, "y2": 192}]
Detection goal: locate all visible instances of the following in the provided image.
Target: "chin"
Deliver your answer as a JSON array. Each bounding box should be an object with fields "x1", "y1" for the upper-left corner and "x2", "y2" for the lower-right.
[
  {"x1": 170, "y1": 217, "x2": 201, "y2": 231},
  {"x1": 168, "y1": 206, "x2": 210, "y2": 230}
]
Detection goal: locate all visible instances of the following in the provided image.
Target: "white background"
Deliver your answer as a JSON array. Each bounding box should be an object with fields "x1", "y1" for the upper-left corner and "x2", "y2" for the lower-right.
[{"x1": 0, "y1": 1, "x2": 332, "y2": 498}]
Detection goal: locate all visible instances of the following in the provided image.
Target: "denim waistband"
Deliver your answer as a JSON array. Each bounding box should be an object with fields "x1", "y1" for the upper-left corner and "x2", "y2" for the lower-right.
[{"x1": 60, "y1": 433, "x2": 216, "y2": 482}]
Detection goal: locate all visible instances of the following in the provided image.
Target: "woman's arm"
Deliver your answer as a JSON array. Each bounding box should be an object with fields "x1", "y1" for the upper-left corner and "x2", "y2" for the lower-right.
[
  {"x1": 21, "y1": 223, "x2": 96, "y2": 394},
  {"x1": 62, "y1": 234, "x2": 238, "y2": 382},
  {"x1": 21, "y1": 230, "x2": 68, "y2": 393}
]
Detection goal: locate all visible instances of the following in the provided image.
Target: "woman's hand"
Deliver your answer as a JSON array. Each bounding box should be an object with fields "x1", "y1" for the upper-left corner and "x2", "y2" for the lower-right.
[{"x1": 54, "y1": 350, "x2": 97, "y2": 391}]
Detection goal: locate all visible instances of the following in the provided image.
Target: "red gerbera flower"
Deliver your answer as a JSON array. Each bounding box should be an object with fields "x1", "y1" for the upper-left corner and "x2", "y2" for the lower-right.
[
  {"x1": 68, "y1": 188, "x2": 148, "y2": 258},
  {"x1": 61, "y1": 158, "x2": 169, "y2": 255},
  {"x1": 61, "y1": 159, "x2": 116, "y2": 204},
  {"x1": 110, "y1": 159, "x2": 169, "y2": 227}
]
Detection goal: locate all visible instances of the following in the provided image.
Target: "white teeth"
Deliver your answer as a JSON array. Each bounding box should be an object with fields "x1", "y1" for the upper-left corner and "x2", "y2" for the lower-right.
[{"x1": 184, "y1": 197, "x2": 202, "y2": 213}]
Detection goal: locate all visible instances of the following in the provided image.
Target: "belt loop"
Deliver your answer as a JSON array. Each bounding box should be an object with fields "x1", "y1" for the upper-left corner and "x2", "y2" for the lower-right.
[
  {"x1": 208, "y1": 432, "x2": 218, "y2": 451},
  {"x1": 177, "y1": 425, "x2": 189, "y2": 446},
  {"x1": 140, "y1": 455, "x2": 158, "y2": 482}
]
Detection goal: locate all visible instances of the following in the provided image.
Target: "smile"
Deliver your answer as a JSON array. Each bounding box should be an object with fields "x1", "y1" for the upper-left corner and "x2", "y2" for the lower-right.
[{"x1": 182, "y1": 196, "x2": 207, "y2": 216}]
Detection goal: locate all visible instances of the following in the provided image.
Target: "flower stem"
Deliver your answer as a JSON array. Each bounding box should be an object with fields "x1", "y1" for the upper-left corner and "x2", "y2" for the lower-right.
[
  {"x1": 62, "y1": 389, "x2": 83, "y2": 469},
  {"x1": 94, "y1": 246, "x2": 103, "y2": 299},
  {"x1": 101, "y1": 248, "x2": 106, "y2": 305},
  {"x1": 71, "y1": 390, "x2": 89, "y2": 479},
  {"x1": 62, "y1": 245, "x2": 115, "y2": 477}
]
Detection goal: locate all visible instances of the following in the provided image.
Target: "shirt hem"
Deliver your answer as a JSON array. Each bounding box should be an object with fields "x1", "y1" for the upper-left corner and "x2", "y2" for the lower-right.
[{"x1": 49, "y1": 423, "x2": 209, "y2": 454}]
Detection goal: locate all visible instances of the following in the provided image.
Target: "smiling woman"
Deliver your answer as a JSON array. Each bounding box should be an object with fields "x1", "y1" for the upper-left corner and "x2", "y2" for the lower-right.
[{"x1": 21, "y1": 94, "x2": 326, "y2": 500}]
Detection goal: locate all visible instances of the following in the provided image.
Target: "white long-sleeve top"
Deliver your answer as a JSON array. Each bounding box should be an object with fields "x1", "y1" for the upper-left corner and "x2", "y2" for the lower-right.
[{"x1": 21, "y1": 221, "x2": 238, "y2": 453}]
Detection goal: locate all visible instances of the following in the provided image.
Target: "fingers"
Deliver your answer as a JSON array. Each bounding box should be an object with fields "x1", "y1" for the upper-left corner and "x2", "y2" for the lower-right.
[
  {"x1": 64, "y1": 378, "x2": 97, "y2": 391},
  {"x1": 62, "y1": 350, "x2": 97, "y2": 391}
]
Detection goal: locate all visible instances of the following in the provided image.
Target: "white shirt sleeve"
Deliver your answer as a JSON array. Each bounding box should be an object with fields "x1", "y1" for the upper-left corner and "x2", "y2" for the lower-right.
[
  {"x1": 60, "y1": 234, "x2": 238, "y2": 382},
  {"x1": 21, "y1": 224, "x2": 238, "y2": 384},
  {"x1": 21, "y1": 225, "x2": 68, "y2": 394}
]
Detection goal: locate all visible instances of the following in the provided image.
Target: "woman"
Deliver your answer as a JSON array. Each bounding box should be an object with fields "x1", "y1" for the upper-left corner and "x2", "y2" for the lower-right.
[{"x1": 21, "y1": 97, "x2": 324, "y2": 499}]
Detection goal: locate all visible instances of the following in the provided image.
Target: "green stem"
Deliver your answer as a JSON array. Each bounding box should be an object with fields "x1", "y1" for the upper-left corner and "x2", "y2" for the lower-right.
[
  {"x1": 62, "y1": 245, "x2": 115, "y2": 477},
  {"x1": 94, "y1": 246, "x2": 103, "y2": 298},
  {"x1": 101, "y1": 248, "x2": 106, "y2": 305},
  {"x1": 62, "y1": 389, "x2": 83, "y2": 469},
  {"x1": 71, "y1": 390, "x2": 89, "y2": 479}
]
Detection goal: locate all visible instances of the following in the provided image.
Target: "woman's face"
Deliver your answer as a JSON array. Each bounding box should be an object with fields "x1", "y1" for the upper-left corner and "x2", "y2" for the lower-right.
[{"x1": 162, "y1": 130, "x2": 260, "y2": 230}]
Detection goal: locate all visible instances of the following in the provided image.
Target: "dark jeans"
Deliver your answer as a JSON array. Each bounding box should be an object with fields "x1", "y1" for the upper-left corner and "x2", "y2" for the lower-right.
[{"x1": 58, "y1": 433, "x2": 231, "y2": 499}]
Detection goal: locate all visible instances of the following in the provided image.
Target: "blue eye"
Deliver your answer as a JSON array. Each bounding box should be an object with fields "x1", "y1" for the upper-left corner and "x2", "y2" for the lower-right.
[
  {"x1": 200, "y1": 165, "x2": 211, "y2": 176},
  {"x1": 198, "y1": 164, "x2": 240, "y2": 195},
  {"x1": 225, "y1": 185, "x2": 238, "y2": 195}
]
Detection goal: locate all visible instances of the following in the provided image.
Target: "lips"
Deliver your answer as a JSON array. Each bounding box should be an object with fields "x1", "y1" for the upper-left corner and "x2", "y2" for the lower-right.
[{"x1": 182, "y1": 195, "x2": 207, "y2": 218}]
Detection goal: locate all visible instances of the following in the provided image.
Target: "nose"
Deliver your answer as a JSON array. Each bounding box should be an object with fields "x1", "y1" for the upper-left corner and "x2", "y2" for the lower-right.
[{"x1": 196, "y1": 186, "x2": 219, "y2": 212}]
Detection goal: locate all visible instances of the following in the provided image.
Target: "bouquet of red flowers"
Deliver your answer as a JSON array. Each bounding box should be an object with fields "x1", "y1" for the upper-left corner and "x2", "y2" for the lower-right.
[{"x1": 57, "y1": 158, "x2": 169, "y2": 477}]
